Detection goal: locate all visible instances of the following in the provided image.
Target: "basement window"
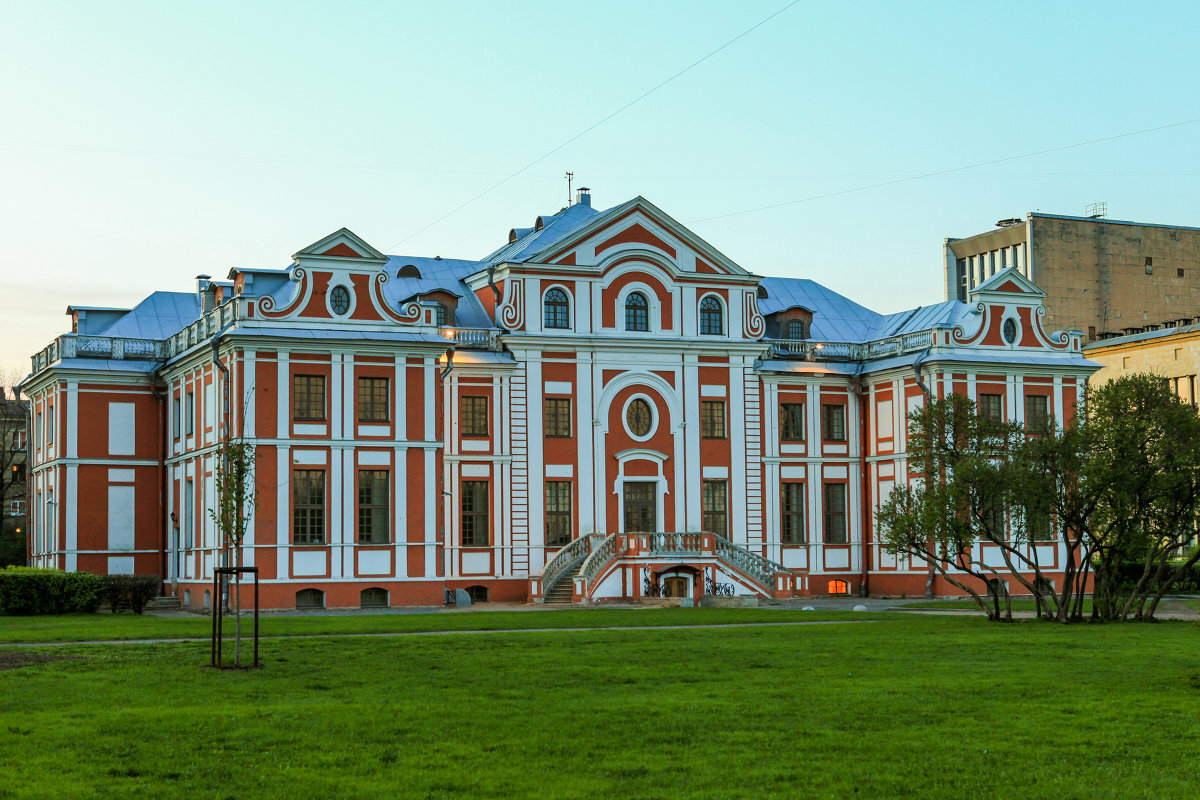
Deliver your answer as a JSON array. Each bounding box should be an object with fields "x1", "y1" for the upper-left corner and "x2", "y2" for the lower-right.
[{"x1": 828, "y1": 580, "x2": 849, "y2": 595}]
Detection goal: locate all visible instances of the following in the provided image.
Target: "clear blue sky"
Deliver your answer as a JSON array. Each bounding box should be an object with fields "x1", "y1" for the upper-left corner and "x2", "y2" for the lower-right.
[{"x1": 3, "y1": 0, "x2": 1197, "y2": 378}]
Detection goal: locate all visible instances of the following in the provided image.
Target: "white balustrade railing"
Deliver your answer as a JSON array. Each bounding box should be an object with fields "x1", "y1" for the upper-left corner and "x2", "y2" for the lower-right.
[
  {"x1": 769, "y1": 328, "x2": 936, "y2": 363},
  {"x1": 714, "y1": 534, "x2": 788, "y2": 590},
  {"x1": 538, "y1": 534, "x2": 600, "y2": 594},
  {"x1": 439, "y1": 327, "x2": 502, "y2": 350}
]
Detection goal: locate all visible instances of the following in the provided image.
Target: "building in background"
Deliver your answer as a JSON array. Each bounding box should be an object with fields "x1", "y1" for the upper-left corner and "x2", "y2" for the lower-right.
[
  {"x1": 22, "y1": 191, "x2": 1096, "y2": 609},
  {"x1": 1083, "y1": 322, "x2": 1200, "y2": 403},
  {"x1": 944, "y1": 210, "x2": 1200, "y2": 342},
  {"x1": 1, "y1": 387, "x2": 29, "y2": 566}
]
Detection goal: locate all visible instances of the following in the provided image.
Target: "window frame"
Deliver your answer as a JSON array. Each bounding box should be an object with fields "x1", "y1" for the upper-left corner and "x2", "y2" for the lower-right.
[
  {"x1": 292, "y1": 469, "x2": 326, "y2": 545},
  {"x1": 461, "y1": 480, "x2": 490, "y2": 546},
  {"x1": 781, "y1": 482, "x2": 806, "y2": 544},
  {"x1": 357, "y1": 376, "x2": 390, "y2": 423},
  {"x1": 460, "y1": 395, "x2": 490, "y2": 438},
  {"x1": 978, "y1": 393, "x2": 1003, "y2": 422},
  {"x1": 701, "y1": 480, "x2": 728, "y2": 537},
  {"x1": 823, "y1": 482, "x2": 847, "y2": 544},
  {"x1": 185, "y1": 391, "x2": 195, "y2": 436},
  {"x1": 700, "y1": 400, "x2": 727, "y2": 439},
  {"x1": 786, "y1": 319, "x2": 806, "y2": 339},
  {"x1": 624, "y1": 291, "x2": 649, "y2": 332},
  {"x1": 780, "y1": 402, "x2": 806, "y2": 442},
  {"x1": 293, "y1": 374, "x2": 327, "y2": 422},
  {"x1": 172, "y1": 396, "x2": 181, "y2": 440},
  {"x1": 545, "y1": 480, "x2": 572, "y2": 547},
  {"x1": 544, "y1": 397, "x2": 571, "y2": 438},
  {"x1": 356, "y1": 469, "x2": 390, "y2": 544},
  {"x1": 1024, "y1": 394, "x2": 1049, "y2": 435},
  {"x1": 543, "y1": 287, "x2": 571, "y2": 330},
  {"x1": 821, "y1": 403, "x2": 847, "y2": 442},
  {"x1": 699, "y1": 295, "x2": 724, "y2": 336}
]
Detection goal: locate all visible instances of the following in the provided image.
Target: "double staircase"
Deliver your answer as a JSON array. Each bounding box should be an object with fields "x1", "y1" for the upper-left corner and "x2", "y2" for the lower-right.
[{"x1": 542, "y1": 563, "x2": 584, "y2": 604}]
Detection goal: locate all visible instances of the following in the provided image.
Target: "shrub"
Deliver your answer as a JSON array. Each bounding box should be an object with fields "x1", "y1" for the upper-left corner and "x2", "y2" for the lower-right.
[
  {"x1": 100, "y1": 574, "x2": 162, "y2": 614},
  {"x1": 0, "y1": 567, "x2": 103, "y2": 615}
]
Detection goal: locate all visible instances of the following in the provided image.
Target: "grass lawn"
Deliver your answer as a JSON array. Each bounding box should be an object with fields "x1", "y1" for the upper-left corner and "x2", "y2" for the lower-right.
[
  {"x1": 900, "y1": 598, "x2": 1087, "y2": 612},
  {"x1": 0, "y1": 607, "x2": 888, "y2": 644},
  {"x1": 2, "y1": 614, "x2": 1199, "y2": 799}
]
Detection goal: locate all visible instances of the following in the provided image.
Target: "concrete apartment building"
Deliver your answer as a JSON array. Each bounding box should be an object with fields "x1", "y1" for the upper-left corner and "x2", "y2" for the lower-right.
[
  {"x1": 1083, "y1": 322, "x2": 1200, "y2": 403},
  {"x1": 944, "y1": 210, "x2": 1200, "y2": 342}
]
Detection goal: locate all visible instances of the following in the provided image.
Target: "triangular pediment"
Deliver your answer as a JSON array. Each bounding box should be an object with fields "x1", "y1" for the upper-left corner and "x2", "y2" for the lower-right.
[
  {"x1": 532, "y1": 197, "x2": 751, "y2": 277},
  {"x1": 971, "y1": 267, "x2": 1045, "y2": 299},
  {"x1": 293, "y1": 227, "x2": 387, "y2": 264}
]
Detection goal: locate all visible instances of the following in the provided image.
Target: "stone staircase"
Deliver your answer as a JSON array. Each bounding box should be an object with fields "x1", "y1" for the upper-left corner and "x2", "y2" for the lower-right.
[
  {"x1": 144, "y1": 595, "x2": 182, "y2": 612},
  {"x1": 543, "y1": 564, "x2": 582, "y2": 604}
]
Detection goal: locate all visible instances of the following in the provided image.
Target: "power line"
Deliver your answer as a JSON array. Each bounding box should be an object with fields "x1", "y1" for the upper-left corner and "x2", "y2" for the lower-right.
[
  {"x1": 688, "y1": 118, "x2": 1200, "y2": 224},
  {"x1": 383, "y1": 0, "x2": 803, "y2": 251}
]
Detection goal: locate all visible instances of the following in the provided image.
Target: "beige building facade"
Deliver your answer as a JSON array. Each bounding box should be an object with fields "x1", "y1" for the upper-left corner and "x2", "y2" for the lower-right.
[
  {"x1": 945, "y1": 213, "x2": 1200, "y2": 342},
  {"x1": 1082, "y1": 323, "x2": 1200, "y2": 403}
]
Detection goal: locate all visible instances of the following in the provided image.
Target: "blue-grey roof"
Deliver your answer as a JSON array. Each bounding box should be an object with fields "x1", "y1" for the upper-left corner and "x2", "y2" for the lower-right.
[
  {"x1": 1082, "y1": 323, "x2": 1200, "y2": 350},
  {"x1": 98, "y1": 292, "x2": 201, "y2": 340},
  {"x1": 480, "y1": 202, "x2": 606, "y2": 264},
  {"x1": 871, "y1": 300, "x2": 972, "y2": 339},
  {"x1": 758, "y1": 278, "x2": 885, "y2": 341},
  {"x1": 381, "y1": 256, "x2": 494, "y2": 329}
]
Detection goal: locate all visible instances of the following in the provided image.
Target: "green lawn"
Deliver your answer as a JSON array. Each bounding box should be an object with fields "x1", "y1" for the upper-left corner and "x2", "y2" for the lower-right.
[
  {"x1": 0, "y1": 607, "x2": 885, "y2": 644},
  {"x1": 2, "y1": 613, "x2": 1199, "y2": 799},
  {"x1": 900, "y1": 598, "x2": 1081, "y2": 612}
]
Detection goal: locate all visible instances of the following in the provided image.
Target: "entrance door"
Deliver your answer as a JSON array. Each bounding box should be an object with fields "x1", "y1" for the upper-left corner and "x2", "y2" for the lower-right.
[
  {"x1": 623, "y1": 482, "x2": 657, "y2": 532},
  {"x1": 663, "y1": 575, "x2": 688, "y2": 597}
]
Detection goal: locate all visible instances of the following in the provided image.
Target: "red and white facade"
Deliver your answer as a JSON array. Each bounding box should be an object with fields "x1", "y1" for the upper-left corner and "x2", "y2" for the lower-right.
[{"x1": 22, "y1": 192, "x2": 1098, "y2": 609}]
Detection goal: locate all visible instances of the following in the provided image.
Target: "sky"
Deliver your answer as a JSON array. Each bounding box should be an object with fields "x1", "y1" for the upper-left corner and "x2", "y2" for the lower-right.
[{"x1": 2, "y1": 0, "x2": 1198, "y2": 379}]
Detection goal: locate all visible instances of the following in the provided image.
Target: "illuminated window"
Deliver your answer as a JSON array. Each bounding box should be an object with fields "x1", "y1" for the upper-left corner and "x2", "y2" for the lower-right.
[
  {"x1": 544, "y1": 288, "x2": 570, "y2": 329},
  {"x1": 460, "y1": 396, "x2": 489, "y2": 437},
  {"x1": 625, "y1": 292, "x2": 649, "y2": 332},
  {"x1": 828, "y1": 580, "x2": 849, "y2": 595}
]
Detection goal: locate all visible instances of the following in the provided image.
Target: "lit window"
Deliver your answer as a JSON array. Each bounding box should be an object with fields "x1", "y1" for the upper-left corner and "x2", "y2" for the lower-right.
[
  {"x1": 699, "y1": 296, "x2": 723, "y2": 335},
  {"x1": 828, "y1": 580, "x2": 849, "y2": 595},
  {"x1": 625, "y1": 292, "x2": 649, "y2": 332},
  {"x1": 544, "y1": 288, "x2": 570, "y2": 329}
]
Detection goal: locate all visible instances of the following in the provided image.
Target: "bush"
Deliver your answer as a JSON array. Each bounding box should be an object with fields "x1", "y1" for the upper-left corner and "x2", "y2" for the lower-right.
[
  {"x1": 1114, "y1": 561, "x2": 1200, "y2": 594},
  {"x1": 0, "y1": 567, "x2": 103, "y2": 615},
  {"x1": 101, "y1": 574, "x2": 162, "y2": 615}
]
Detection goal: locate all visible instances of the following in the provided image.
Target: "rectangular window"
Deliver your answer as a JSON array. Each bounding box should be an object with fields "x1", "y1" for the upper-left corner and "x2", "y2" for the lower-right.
[
  {"x1": 185, "y1": 391, "x2": 194, "y2": 435},
  {"x1": 983, "y1": 501, "x2": 1006, "y2": 537},
  {"x1": 544, "y1": 398, "x2": 571, "y2": 438},
  {"x1": 11, "y1": 430, "x2": 26, "y2": 450},
  {"x1": 172, "y1": 396, "x2": 181, "y2": 440},
  {"x1": 978, "y1": 393, "x2": 1003, "y2": 421},
  {"x1": 1025, "y1": 508, "x2": 1053, "y2": 541},
  {"x1": 46, "y1": 405, "x2": 54, "y2": 442},
  {"x1": 1024, "y1": 395, "x2": 1049, "y2": 434},
  {"x1": 293, "y1": 470, "x2": 326, "y2": 544},
  {"x1": 823, "y1": 483, "x2": 847, "y2": 544},
  {"x1": 702, "y1": 480, "x2": 728, "y2": 537},
  {"x1": 821, "y1": 404, "x2": 847, "y2": 442},
  {"x1": 293, "y1": 375, "x2": 326, "y2": 421},
  {"x1": 357, "y1": 469, "x2": 390, "y2": 544},
  {"x1": 358, "y1": 377, "x2": 389, "y2": 422},
  {"x1": 781, "y1": 482, "x2": 806, "y2": 544},
  {"x1": 34, "y1": 411, "x2": 41, "y2": 448},
  {"x1": 460, "y1": 396, "x2": 489, "y2": 437},
  {"x1": 701, "y1": 401, "x2": 727, "y2": 439},
  {"x1": 461, "y1": 480, "x2": 489, "y2": 546},
  {"x1": 780, "y1": 402, "x2": 805, "y2": 441},
  {"x1": 545, "y1": 481, "x2": 572, "y2": 546}
]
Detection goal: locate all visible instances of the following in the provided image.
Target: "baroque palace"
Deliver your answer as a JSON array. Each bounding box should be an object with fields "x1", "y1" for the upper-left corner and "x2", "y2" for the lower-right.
[{"x1": 22, "y1": 191, "x2": 1097, "y2": 609}]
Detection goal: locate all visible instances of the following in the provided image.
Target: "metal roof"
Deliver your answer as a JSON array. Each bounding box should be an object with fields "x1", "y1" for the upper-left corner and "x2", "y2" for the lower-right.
[
  {"x1": 98, "y1": 292, "x2": 201, "y2": 340},
  {"x1": 1082, "y1": 323, "x2": 1200, "y2": 350},
  {"x1": 381, "y1": 256, "x2": 494, "y2": 329},
  {"x1": 479, "y1": 202, "x2": 606, "y2": 264},
  {"x1": 757, "y1": 278, "x2": 884, "y2": 342}
]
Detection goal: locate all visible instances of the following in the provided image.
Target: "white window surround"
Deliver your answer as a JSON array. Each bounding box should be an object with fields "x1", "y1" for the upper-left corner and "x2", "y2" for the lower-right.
[
  {"x1": 615, "y1": 282, "x2": 665, "y2": 334},
  {"x1": 697, "y1": 292, "x2": 727, "y2": 337},
  {"x1": 1000, "y1": 307, "x2": 1023, "y2": 349},
  {"x1": 540, "y1": 283, "x2": 574, "y2": 331},
  {"x1": 325, "y1": 277, "x2": 357, "y2": 318},
  {"x1": 621, "y1": 393, "x2": 660, "y2": 442},
  {"x1": 612, "y1": 447, "x2": 669, "y2": 534}
]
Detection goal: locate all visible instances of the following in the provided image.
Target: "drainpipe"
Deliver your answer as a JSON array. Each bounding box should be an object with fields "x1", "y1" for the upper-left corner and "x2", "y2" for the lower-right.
[
  {"x1": 912, "y1": 348, "x2": 935, "y2": 598},
  {"x1": 854, "y1": 373, "x2": 870, "y2": 597}
]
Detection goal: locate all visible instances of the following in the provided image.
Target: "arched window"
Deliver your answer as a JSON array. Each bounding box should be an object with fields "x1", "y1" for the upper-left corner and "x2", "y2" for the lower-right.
[
  {"x1": 699, "y1": 296, "x2": 723, "y2": 335},
  {"x1": 466, "y1": 585, "x2": 489, "y2": 603},
  {"x1": 296, "y1": 588, "x2": 325, "y2": 609},
  {"x1": 787, "y1": 320, "x2": 806, "y2": 340},
  {"x1": 544, "y1": 288, "x2": 570, "y2": 329},
  {"x1": 397, "y1": 264, "x2": 422, "y2": 279},
  {"x1": 360, "y1": 587, "x2": 388, "y2": 608},
  {"x1": 827, "y1": 580, "x2": 849, "y2": 596},
  {"x1": 625, "y1": 292, "x2": 649, "y2": 332}
]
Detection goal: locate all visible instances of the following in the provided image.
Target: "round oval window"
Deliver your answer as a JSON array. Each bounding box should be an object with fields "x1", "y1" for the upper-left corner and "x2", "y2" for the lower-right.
[
  {"x1": 330, "y1": 286, "x2": 351, "y2": 315},
  {"x1": 626, "y1": 398, "x2": 652, "y2": 437},
  {"x1": 1002, "y1": 318, "x2": 1018, "y2": 344}
]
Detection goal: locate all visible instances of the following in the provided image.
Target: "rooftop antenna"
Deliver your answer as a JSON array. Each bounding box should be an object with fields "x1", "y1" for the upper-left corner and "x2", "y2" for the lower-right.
[{"x1": 565, "y1": 171, "x2": 574, "y2": 206}]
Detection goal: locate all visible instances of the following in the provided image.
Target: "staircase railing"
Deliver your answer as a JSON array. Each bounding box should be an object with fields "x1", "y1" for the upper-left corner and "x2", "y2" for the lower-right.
[
  {"x1": 714, "y1": 534, "x2": 788, "y2": 590},
  {"x1": 539, "y1": 534, "x2": 599, "y2": 595},
  {"x1": 645, "y1": 532, "x2": 704, "y2": 556},
  {"x1": 577, "y1": 533, "x2": 623, "y2": 591}
]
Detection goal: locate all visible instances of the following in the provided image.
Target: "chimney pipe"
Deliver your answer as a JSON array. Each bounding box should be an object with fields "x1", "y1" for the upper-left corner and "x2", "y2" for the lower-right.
[{"x1": 576, "y1": 187, "x2": 591, "y2": 208}]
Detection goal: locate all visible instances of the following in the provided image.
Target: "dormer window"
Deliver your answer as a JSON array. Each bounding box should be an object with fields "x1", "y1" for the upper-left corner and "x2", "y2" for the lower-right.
[
  {"x1": 397, "y1": 264, "x2": 422, "y2": 279},
  {"x1": 786, "y1": 320, "x2": 807, "y2": 340},
  {"x1": 544, "y1": 288, "x2": 570, "y2": 329},
  {"x1": 699, "y1": 296, "x2": 724, "y2": 336},
  {"x1": 625, "y1": 292, "x2": 649, "y2": 332},
  {"x1": 434, "y1": 304, "x2": 448, "y2": 326},
  {"x1": 330, "y1": 286, "x2": 351, "y2": 315}
]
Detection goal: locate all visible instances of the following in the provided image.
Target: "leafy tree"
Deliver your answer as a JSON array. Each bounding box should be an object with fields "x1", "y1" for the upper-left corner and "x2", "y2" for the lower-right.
[
  {"x1": 1, "y1": 369, "x2": 29, "y2": 568},
  {"x1": 208, "y1": 439, "x2": 257, "y2": 665}
]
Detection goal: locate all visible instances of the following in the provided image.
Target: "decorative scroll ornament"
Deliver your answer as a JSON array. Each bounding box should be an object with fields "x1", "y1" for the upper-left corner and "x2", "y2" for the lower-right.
[
  {"x1": 259, "y1": 268, "x2": 308, "y2": 318},
  {"x1": 743, "y1": 290, "x2": 765, "y2": 338},
  {"x1": 498, "y1": 278, "x2": 525, "y2": 330},
  {"x1": 951, "y1": 301, "x2": 989, "y2": 345}
]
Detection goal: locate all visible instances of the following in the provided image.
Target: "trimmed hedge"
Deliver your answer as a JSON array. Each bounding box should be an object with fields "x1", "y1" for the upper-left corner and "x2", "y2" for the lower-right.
[
  {"x1": 0, "y1": 568, "x2": 103, "y2": 615},
  {"x1": 101, "y1": 574, "x2": 160, "y2": 615}
]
